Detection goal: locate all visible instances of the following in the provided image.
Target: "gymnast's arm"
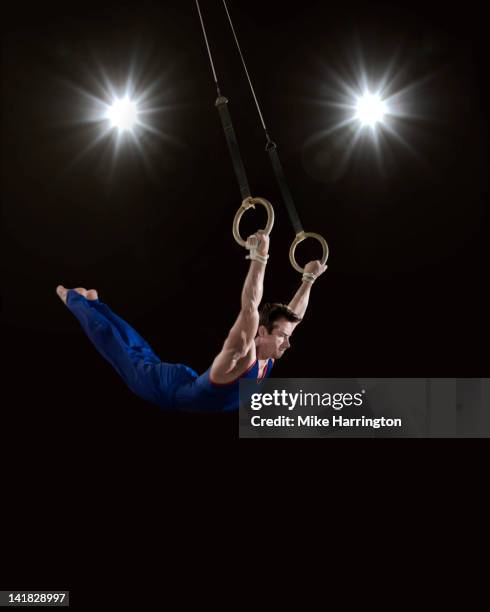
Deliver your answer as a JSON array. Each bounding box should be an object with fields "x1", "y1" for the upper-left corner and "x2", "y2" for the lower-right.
[
  {"x1": 211, "y1": 231, "x2": 269, "y2": 376},
  {"x1": 287, "y1": 260, "x2": 327, "y2": 326}
]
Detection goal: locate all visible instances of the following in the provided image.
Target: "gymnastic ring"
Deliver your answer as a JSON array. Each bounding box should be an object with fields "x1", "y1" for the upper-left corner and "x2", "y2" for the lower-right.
[
  {"x1": 289, "y1": 231, "x2": 329, "y2": 274},
  {"x1": 232, "y1": 196, "x2": 275, "y2": 248}
]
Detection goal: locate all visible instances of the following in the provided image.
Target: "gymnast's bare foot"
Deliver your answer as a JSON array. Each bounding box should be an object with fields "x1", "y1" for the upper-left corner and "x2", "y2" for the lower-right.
[{"x1": 56, "y1": 285, "x2": 98, "y2": 305}]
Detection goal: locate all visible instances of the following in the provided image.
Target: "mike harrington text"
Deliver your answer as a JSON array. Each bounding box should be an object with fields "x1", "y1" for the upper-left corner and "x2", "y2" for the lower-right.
[{"x1": 250, "y1": 415, "x2": 403, "y2": 429}]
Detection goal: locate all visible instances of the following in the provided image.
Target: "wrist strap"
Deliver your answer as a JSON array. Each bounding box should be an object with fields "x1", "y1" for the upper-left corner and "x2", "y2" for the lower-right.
[
  {"x1": 302, "y1": 272, "x2": 316, "y2": 283},
  {"x1": 246, "y1": 252, "x2": 269, "y2": 264}
]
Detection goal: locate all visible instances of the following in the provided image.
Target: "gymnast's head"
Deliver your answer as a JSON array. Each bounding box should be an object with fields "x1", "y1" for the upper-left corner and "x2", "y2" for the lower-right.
[{"x1": 256, "y1": 303, "x2": 301, "y2": 359}]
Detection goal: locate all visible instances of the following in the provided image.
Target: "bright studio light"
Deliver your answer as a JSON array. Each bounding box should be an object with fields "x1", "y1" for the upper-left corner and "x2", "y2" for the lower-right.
[
  {"x1": 301, "y1": 52, "x2": 424, "y2": 180},
  {"x1": 355, "y1": 92, "x2": 387, "y2": 128},
  {"x1": 106, "y1": 96, "x2": 138, "y2": 131},
  {"x1": 69, "y1": 64, "x2": 173, "y2": 174}
]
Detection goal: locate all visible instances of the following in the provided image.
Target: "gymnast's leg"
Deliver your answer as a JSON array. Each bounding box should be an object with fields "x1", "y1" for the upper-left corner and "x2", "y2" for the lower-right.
[
  {"x1": 79, "y1": 292, "x2": 160, "y2": 364},
  {"x1": 56, "y1": 285, "x2": 171, "y2": 405}
]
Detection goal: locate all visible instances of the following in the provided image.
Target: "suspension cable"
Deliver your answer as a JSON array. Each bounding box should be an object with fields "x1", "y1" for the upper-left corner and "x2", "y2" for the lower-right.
[
  {"x1": 222, "y1": 0, "x2": 272, "y2": 142},
  {"x1": 195, "y1": 0, "x2": 221, "y2": 96}
]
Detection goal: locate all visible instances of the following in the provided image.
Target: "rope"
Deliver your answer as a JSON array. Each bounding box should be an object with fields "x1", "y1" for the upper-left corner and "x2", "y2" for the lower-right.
[
  {"x1": 195, "y1": 0, "x2": 221, "y2": 96},
  {"x1": 222, "y1": 0, "x2": 271, "y2": 140},
  {"x1": 196, "y1": 0, "x2": 251, "y2": 200}
]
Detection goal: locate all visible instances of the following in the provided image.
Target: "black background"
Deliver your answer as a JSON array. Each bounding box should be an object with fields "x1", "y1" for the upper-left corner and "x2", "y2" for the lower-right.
[
  {"x1": 2, "y1": 0, "x2": 489, "y2": 601},
  {"x1": 3, "y1": 0, "x2": 488, "y2": 438}
]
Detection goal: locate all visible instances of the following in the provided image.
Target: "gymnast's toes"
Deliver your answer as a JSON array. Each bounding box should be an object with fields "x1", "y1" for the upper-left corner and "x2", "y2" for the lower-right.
[
  {"x1": 56, "y1": 285, "x2": 97, "y2": 304},
  {"x1": 56, "y1": 285, "x2": 68, "y2": 304}
]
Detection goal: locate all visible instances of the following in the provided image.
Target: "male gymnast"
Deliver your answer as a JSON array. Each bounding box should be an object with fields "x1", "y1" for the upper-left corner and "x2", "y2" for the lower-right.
[{"x1": 57, "y1": 231, "x2": 326, "y2": 411}]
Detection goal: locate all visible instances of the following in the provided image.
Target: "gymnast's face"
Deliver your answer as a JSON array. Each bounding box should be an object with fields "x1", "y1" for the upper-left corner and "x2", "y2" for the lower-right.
[{"x1": 259, "y1": 318, "x2": 294, "y2": 359}]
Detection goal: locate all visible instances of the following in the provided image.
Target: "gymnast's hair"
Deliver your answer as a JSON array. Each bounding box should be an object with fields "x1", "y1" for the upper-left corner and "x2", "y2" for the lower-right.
[{"x1": 258, "y1": 303, "x2": 301, "y2": 333}]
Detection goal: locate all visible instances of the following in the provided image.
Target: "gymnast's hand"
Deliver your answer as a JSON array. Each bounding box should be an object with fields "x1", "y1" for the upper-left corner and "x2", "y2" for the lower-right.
[
  {"x1": 247, "y1": 229, "x2": 270, "y2": 257},
  {"x1": 304, "y1": 260, "x2": 327, "y2": 278}
]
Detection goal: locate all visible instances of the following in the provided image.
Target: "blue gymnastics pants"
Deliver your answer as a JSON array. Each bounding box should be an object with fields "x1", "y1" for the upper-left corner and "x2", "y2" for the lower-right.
[{"x1": 65, "y1": 290, "x2": 197, "y2": 407}]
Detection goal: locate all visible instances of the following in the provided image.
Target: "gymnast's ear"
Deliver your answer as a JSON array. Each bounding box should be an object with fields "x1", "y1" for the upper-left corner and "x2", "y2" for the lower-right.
[{"x1": 257, "y1": 325, "x2": 268, "y2": 337}]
